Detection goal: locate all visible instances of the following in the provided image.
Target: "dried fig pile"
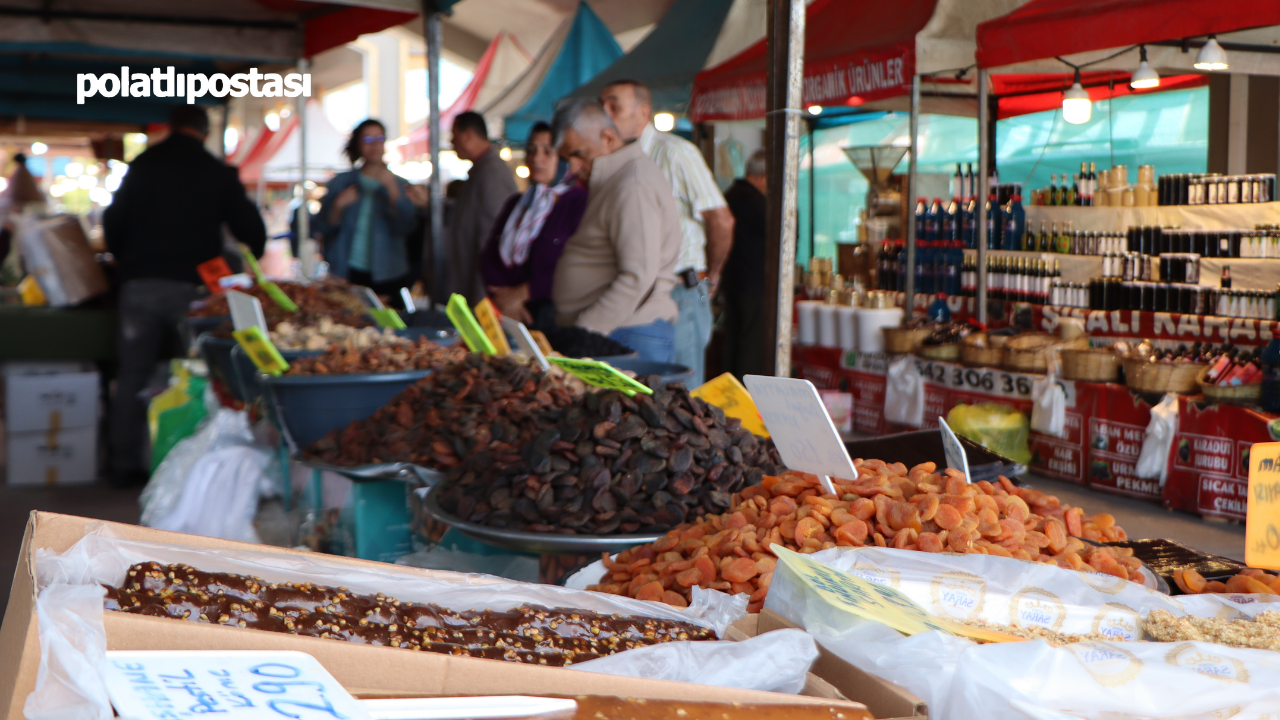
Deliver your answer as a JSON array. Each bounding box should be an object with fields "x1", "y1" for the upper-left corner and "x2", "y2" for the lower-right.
[
  {"x1": 286, "y1": 337, "x2": 469, "y2": 375},
  {"x1": 435, "y1": 374, "x2": 782, "y2": 535},
  {"x1": 588, "y1": 466, "x2": 1140, "y2": 612},
  {"x1": 305, "y1": 354, "x2": 582, "y2": 468}
]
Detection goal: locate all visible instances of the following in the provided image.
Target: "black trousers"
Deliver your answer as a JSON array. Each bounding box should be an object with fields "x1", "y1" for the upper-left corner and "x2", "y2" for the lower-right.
[{"x1": 720, "y1": 290, "x2": 769, "y2": 380}]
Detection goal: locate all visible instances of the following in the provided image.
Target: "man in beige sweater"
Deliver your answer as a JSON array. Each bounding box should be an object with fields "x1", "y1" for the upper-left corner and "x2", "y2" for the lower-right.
[{"x1": 551, "y1": 99, "x2": 680, "y2": 363}]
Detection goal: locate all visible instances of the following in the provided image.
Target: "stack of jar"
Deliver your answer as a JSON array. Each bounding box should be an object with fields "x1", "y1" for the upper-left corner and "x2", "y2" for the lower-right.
[{"x1": 1158, "y1": 173, "x2": 1276, "y2": 205}]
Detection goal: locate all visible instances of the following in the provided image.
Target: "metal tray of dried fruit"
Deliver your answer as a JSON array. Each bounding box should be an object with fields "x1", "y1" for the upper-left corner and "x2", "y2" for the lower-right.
[
  {"x1": 418, "y1": 482, "x2": 664, "y2": 555},
  {"x1": 291, "y1": 456, "x2": 449, "y2": 485}
]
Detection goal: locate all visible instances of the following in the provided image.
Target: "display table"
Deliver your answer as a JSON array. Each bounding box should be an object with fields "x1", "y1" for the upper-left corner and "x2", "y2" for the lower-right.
[
  {"x1": 0, "y1": 306, "x2": 116, "y2": 361},
  {"x1": 794, "y1": 343, "x2": 1274, "y2": 523}
]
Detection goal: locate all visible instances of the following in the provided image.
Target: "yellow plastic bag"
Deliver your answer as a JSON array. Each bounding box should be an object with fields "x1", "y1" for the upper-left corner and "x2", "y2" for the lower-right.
[
  {"x1": 147, "y1": 362, "x2": 194, "y2": 443},
  {"x1": 946, "y1": 402, "x2": 1031, "y2": 465}
]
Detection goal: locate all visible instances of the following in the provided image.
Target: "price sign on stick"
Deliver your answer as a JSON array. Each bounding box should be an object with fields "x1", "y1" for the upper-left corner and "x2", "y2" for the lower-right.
[
  {"x1": 237, "y1": 243, "x2": 265, "y2": 281},
  {"x1": 227, "y1": 291, "x2": 288, "y2": 375},
  {"x1": 1247, "y1": 442, "x2": 1280, "y2": 569},
  {"x1": 691, "y1": 373, "x2": 770, "y2": 438},
  {"x1": 473, "y1": 298, "x2": 512, "y2": 355},
  {"x1": 743, "y1": 375, "x2": 854, "y2": 494},
  {"x1": 369, "y1": 308, "x2": 406, "y2": 329},
  {"x1": 445, "y1": 294, "x2": 497, "y2": 355},
  {"x1": 196, "y1": 256, "x2": 233, "y2": 294},
  {"x1": 501, "y1": 315, "x2": 549, "y2": 370},
  {"x1": 938, "y1": 417, "x2": 972, "y2": 484},
  {"x1": 226, "y1": 290, "x2": 268, "y2": 335},
  {"x1": 259, "y1": 281, "x2": 299, "y2": 312},
  {"x1": 102, "y1": 650, "x2": 369, "y2": 720},
  {"x1": 547, "y1": 357, "x2": 653, "y2": 397}
]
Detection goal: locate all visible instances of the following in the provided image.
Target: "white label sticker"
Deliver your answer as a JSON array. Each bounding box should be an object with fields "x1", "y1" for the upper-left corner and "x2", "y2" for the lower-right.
[
  {"x1": 102, "y1": 650, "x2": 368, "y2": 720},
  {"x1": 226, "y1": 290, "x2": 268, "y2": 335},
  {"x1": 938, "y1": 416, "x2": 971, "y2": 483},
  {"x1": 744, "y1": 375, "x2": 855, "y2": 493},
  {"x1": 500, "y1": 316, "x2": 549, "y2": 371}
]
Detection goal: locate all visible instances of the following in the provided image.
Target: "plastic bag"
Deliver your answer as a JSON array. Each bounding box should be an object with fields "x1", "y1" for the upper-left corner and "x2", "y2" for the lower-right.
[
  {"x1": 947, "y1": 402, "x2": 1031, "y2": 464},
  {"x1": 1136, "y1": 393, "x2": 1179, "y2": 485},
  {"x1": 1030, "y1": 375, "x2": 1067, "y2": 439},
  {"x1": 885, "y1": 355, "x2": 925, "y2": 427},
  {"x1": 139, "y1": 407, "x2": 277, "y2": 543},
  {"x1": 573, "y1": 628, "x2": 818, "y2": 694},
  {"x1": 149, "y1": 375, "x2": 208, "y2": 471},
  {"x1": 23, "y1": 584, "x2": 111, "y2": 720}
]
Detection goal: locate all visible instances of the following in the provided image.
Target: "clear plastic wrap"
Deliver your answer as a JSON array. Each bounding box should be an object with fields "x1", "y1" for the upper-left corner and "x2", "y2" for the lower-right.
[{"x1": 23, "y1": 584, "x2": 111, "y2": 720}]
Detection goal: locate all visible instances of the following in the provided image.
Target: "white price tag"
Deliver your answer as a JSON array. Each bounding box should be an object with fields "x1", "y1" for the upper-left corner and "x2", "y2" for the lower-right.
[
  {"x1": 500, "y1": 316, "x2": 550, "y2": 371},
  {"x1": 226, "y1": 290, "x2": 268, "y2": 335},
  {"x1": 744, "y1": 375, "x2": 856, "y2": 494},
  {"x1": 102, "y1": 650, "x2": 367, "y2": 720},
  {"x1": 938, "y1": 417, "x2": 971, "y2": 483}
]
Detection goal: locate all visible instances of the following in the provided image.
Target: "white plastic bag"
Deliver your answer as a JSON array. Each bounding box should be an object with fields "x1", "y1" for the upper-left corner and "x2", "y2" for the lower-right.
[
  {"x1": 1136, "y1": 393, "x2": 1179, "y2": 485},
  {"x1": 1030, "y1": 374, "x2": 1067, "y2": 439},
  {"x1": 885, "y1": 355, "x2": 924, "y2": 427},
  {"x1": 23, "y1": 584, "x2": 111, "y2": 720},
  {"x1": 140, "y1": 407, "x2": 277, "y2": 543},
  {"x1": 574, "y1": 629, "x2": 818, "y2": 694}
]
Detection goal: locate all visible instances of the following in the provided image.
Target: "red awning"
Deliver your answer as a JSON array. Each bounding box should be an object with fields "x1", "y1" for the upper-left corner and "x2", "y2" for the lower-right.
[
  {"x1": 239, "y1": 115, "x2": 299, "y2": 185},
  {"x1": 689, "y1": 0, "x2": 936, "y2": 122},
  {"x1": 995, "y1": 72, "x2": 1208, "y2": 117},
  {"x1": 256, "y1": 1, "x2": 419, "y2": 58},
  {"x1": 976, "y1": 0, "x2": 1280, "y2": 70}
]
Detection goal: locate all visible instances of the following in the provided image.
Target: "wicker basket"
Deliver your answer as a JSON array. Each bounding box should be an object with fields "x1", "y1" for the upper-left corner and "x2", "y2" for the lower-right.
[
  {"x1": 1196, "y1": 365, "x2": 1262, "y2": 406},
  {"x1": 1060, "y1": 347, "x2": 1120, "y2": 383},
  {"x1": 960, "y1": 334, "x2": 1003, "y2": 368},
  {"x1": 884, "y1": 326, "x2": 929, "y2": 354},
  {"x1": 1123, "y1": 357, "x2": 1207, "y2": 394},
  {"x1": 1003, "y1": 334, "x2": 1090, "y2": 374},
  {"x1": 918, "y1": 343, "x2": 960, "y2": 361}
]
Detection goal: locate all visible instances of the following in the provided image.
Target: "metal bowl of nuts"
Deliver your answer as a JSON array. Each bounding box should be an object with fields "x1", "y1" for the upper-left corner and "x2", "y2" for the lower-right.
[{"x1": 418, "y1": 482, "x2": 664, "y2": 554}]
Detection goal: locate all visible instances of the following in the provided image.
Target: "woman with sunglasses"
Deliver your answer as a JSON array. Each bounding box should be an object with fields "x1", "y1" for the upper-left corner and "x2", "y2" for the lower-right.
[
  {"x1": 315, "y1": 118, "x2": 418, "y2": 295},
  {"x1": 479, "y1": 121, "x2": 588, "y2": 325}
]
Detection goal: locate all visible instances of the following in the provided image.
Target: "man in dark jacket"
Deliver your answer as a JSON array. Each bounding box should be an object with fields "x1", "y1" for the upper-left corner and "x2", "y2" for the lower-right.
[
  {"x1": 720, "y1": 150, "x2": 769, "y2": 379},
  {"x1": 103, "y1": 104, "x2": 266, "y2": 486}
]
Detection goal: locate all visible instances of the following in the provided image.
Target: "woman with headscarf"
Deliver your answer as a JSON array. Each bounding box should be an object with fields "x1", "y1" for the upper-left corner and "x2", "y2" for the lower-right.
[
  {"x1": 316, "y1": 118, "x2": 418, "y2": 295},
  {"x1": 480, "y1": 121, "x2": 587, "y2": 324}
]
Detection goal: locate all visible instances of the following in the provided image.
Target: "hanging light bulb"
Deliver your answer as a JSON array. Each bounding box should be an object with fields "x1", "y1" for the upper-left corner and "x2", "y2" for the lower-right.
[
  {"x1": 1195, "y1": 35, "x2": 1229, "y2": 71},
  {"x1": 1062, "y1": 70, "x2": 1092, "y2": 124},
  {"x1": 1130, "y1": 46, "x2": 1160, "y2": 89}
]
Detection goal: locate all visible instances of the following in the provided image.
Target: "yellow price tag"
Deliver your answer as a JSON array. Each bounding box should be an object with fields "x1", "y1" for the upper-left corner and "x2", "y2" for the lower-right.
[
  {"x1": 771, "y1": 545, "x2": 1021, "y2": 643},
  {"x1": 472, "y1": 298, "x2": 512, "y2": 355},
  {"x1": 546, "y1": 357, "x2": 654, "y2": 397},
  {"x1": 1247, "y1": 442, "x2": 1280, "y2": 569},
  {"x1": 691, "y1": 373, "x2": 770, "y2": 437},
  {"x1": 232, "y1": 326, "x2": 289, "y2": 376},
  {"x1": 237, "y1": 243, "x2": 265, "y2": 281},
  {"x1": 530, "y1": 330, "x2": 554, "y2": 357},
  {"x1": 446, "y1": 294, "x2": 496, "y2": 355},
  {"x1": 369, "y1": 308, "x2": 407, "y2": 329},
  {"x1": 260, "y1": 281, "x2": 299, "y2": 312}
]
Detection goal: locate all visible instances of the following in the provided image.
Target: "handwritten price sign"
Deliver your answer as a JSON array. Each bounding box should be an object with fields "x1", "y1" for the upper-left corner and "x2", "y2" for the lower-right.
[
  {"x1": 102, "y1": 650, "x2": 368, "y2": 720},
  {"x1": 1247, "y1": 442, "x2": 1280, "y2": 569}
]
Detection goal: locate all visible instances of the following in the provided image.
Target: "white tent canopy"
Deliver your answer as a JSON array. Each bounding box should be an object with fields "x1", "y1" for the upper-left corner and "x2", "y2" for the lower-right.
[{"x1": 260, "y1": 101, "x2": 349, "y2": 183}]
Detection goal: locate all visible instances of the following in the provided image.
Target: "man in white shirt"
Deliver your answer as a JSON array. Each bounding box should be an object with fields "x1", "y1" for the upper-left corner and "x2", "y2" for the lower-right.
[{"x1": 601, "y1": 80, "x2": 734, "y2": 385}]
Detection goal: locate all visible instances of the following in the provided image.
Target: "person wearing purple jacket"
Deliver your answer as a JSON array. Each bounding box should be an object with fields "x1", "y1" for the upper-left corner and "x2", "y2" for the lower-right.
[{"x1": 480, "y1": 121, "x2": 587, "y2": 324}]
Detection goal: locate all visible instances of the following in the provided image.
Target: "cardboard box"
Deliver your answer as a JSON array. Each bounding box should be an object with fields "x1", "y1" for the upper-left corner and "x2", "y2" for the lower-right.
[
  {"x1": 5, "y1": 425, "x2": 98, "y2": 486},
  {"x1": 759, "y1": 609, "x2": 928, "y2": 720},
  {"x1": 0, "y1": 513, "x2": 869, "y2": 719},
  {"x1": 3, "y1": 363, "x2": 100, "y2": 433}
]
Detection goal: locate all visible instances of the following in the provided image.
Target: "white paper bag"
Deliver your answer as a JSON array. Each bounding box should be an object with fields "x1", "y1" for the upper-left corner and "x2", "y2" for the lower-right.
[
  {"x1": 1136, "y1": 393, "x2": 1179, "y2": 485},
  {"x1": 1030, "y1": 374, "x2": 1067, "y2": 439},
  {"x1": 885, "y1": 355, "x2": 924, "y2": 427}
]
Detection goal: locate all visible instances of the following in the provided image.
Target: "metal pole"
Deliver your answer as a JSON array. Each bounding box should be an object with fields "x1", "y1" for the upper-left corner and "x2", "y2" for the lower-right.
[
  {"x1": 762, "y1": 0, "x2": 804, "y2": 377},
  {"x1": 976, "y1": 68, "x2": 990, "y2": 325},
  {"x1": 425, "y1": 5, "x2": 444, "y2": 300},
  {"x1": 296, "y1": 57, "x2": 313, "y2": 277},
  {"x1": 808, "y1": 120, "x2": 815, "y2": 265},
  {"x1": 904, "y1": 74, "x2": 919, "y2": 321},
  {"x1": 216, "y1": 101, "x2": 228, "y2": 160}
]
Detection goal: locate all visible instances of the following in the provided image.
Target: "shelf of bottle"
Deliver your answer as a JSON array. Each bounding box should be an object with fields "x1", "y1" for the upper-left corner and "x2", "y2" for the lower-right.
[
  {"x1": 1023, "y1": 201, "x2": 1280, "y2": 233},
  {"x1": 958, "y1": 250, "x2": 1280, "y2": 291}
]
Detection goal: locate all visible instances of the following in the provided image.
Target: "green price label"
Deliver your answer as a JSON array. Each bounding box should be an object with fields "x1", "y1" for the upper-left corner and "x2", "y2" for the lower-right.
[
  {"x1": 232, "y1": 326, "x2": 289, "y2": 376},
  {"x1": 369, "y1": 308, "x2": 407, "y2": 329},
  {"x1": 546, "y1": 357, "x2": 654, "y2": 397},
  {"x1": 446, "y1": 293, "x2": 497, "y2": 355},
  {"x1": 259, "y1": 281, "x2": 299, "y2": 312},
  {"x1": 237, "y1": 243, "x2": 265, "y2": 281}
]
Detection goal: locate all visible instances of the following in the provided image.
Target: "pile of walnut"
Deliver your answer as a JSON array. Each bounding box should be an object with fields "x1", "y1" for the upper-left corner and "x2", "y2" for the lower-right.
[
  {"x1": 271, "y1": 316, "x2": 403, "y2": 351},
  {"x1": 1174, "y1": 567, "x2": 1280, "y2": 595},
  {"x1": 588, "y1": 465, "x2": 1142, "y2": 613},
  {"x1": 286, "y1": 337, "x2": 468, "y2": 375}
]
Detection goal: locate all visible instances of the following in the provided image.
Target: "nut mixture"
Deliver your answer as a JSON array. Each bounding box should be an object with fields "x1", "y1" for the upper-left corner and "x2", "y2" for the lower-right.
[
  {"x1": 105, "y1": 561, "x2": 715, "y2": 666},
  {"x1": 271, "y1": 317, "x2": 401, "y2": 350},
  {"x1": 1145, "y1": 608, "x2": 1280, "y2": 651},
  {"x1": 1174, "y1": 567, "x2": 1280, "y2": 596},
  {"x1": 286, "y1": 336, "x2": 469, "y2": 375},
  {"x1": 588, "y1": 467, "x2": 1141, "y2": 613}
]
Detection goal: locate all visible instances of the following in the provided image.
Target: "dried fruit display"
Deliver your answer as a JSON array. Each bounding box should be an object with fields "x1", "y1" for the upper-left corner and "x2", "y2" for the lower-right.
[
  {"x1": 306, "y1": 354, "x2": 584, "y2": 469},
  {"x1": 1172, "y1": 567, "x2": 1280, "y2": 596},
  {"x1": 105, "y1": 561, "x2": 714, "y2": 666},
  {"x1": 588, "y1": 466, "x2": 1141, "y2": 613},
  {"x1": 271, "y1": 317, "x2": 402, "y2": 351},
  {"x1": 286, "y1": 337, "x2": 469, "y2": 375},
  {"x1": 1145, "y1": 608, "x2": 1280, "y2": 651},
  {"x1": 435, "y1": 375, "x2": 782, "y2": 536},
  {"x1": 543, "y1": 326, "x2": 634, "y2": 359},
  {"x1": 189, "y1": 280, "x2": 368, "y2": 319}
]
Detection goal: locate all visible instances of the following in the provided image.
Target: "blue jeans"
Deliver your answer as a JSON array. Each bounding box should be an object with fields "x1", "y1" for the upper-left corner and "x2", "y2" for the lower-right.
[
  {"x1": 609, "y1": 319, "x2": 675, "y2": 364},
  {"x1": 672, "y1": 281, "x2": 711, "y2": 386}
]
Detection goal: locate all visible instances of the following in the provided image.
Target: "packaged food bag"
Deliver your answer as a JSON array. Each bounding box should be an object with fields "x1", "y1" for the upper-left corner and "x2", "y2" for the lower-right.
[
  {"x1": 1030, "y1": 374, "x2": 1067, "y2": 439},
  {"x1": 885, "y1": 355, "x2": 925, "y2": 427},
  {"x1": 947, "y1": 402, "x2": 1031, "y2": 464}
]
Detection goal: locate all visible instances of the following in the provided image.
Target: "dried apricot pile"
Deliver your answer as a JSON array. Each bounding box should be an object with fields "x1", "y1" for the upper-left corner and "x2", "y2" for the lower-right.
[
  {"x1": 1174, "y1": 568, "x2": 1280, "y2": 596},
  {"x1": 587, "y1": 463, "x2": 1142, "y2": 612}
]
